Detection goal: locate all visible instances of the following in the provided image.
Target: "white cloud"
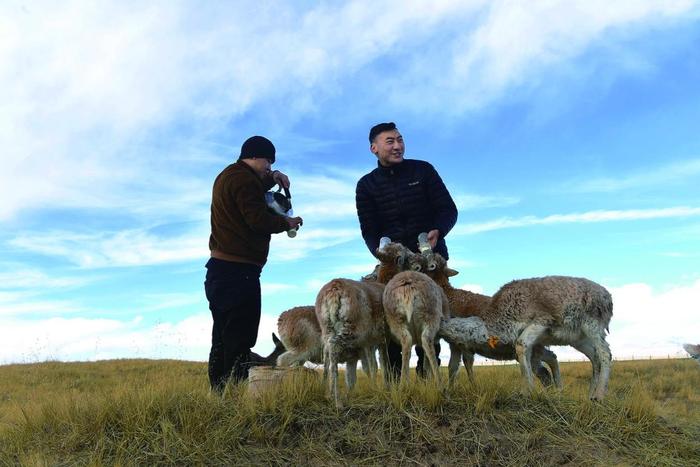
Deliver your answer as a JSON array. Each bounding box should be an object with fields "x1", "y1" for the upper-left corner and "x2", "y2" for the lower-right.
[
  {"x1": 269, "y1": 227, "x2": 359, "y2": 262},
  {"x1": 445, "y1": 258, "x2": 478, "y2": 271},
  {"x1": 289, "y1": 172, "x2": 359, "y2": 220},
  {"x1": 256, "y1": 313, "x2": 282, "y2": 356},
  {"x1": 1, "y1": 0, "x2": 696, "y2": 222},
  {"x1": 138, "y1": 293, "x2": 203, "y2": 313},
  {"x1": 566, "y1": 158, "x2": 700, "y2": 192},
  {"x1": 9, "y1": 228, "x2": 209, "y2": 268},
  {"x1": 453, "y1": 194, "x2": 520, "y2": 211},
  {"x1": 294, "y1": 202, "x2": 358, "y2": 220},
  {"x1": 0, "y1": 267, "x2": 92, "y2": 289},
  {"x1": 0, "y1": 316, "x2": 128, "y2": 363},
  {"x1": 3, "y1": 161, "x2": 365, "y2": 269},
  {"x1": 660, "y1": 251, "x2": 700, "y2": 258},
  {"x1": 0, "y1": 311, "x2": 281, "y2": 365},
  {"x1": 459, "y1": 284, "x2": 484, "y2": 294},
  {"x1": 5, "y1": 218, "x2": 358, "y2": 270},
  {"x1": 4, "y1": 163, "x2": 368, "y2": 271},
  {"x1": 0, "y1": 290, "x2": 84, "y2": 317},
  {"x1": 326, "y1": 263, "x2": 380, "y2": 279},
  {"x1": 453, "y1": 206, "x2": 700, "y2": 235},
  {"x1": 383, "y1": 0, "x2": 698, "y2": 113},
  {"x1": 604, "y1": 280, "x2": 700, "y2": 359}
]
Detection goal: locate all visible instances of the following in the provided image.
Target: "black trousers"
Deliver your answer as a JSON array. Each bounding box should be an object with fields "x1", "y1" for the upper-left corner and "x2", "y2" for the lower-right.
[
  {"x1": 205, "y1": 258, "x2": 262, "y2": 392},
  {"x1": 386, "y1": 339, "x2": 441, "y2": 379}
]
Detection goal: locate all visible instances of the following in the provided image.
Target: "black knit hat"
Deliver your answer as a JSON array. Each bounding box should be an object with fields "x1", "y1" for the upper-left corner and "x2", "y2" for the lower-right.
[
  {"x1": 369, "y1": 122, "x2": 397, "y2": 143},
  {"x1": 239, "y1": 135, "x2": 276, "y2": 163}
]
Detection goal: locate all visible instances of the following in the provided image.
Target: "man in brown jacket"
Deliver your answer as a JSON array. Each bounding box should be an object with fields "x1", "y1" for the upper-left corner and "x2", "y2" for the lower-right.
[{"x1": 206, "y1": 135, "x2": 303, "y2": 393}]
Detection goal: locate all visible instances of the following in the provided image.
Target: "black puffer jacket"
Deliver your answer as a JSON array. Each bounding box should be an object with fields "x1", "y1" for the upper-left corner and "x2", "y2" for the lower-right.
[{"x1": 355, "y1": 159, "x2": 458, "y2": 259}]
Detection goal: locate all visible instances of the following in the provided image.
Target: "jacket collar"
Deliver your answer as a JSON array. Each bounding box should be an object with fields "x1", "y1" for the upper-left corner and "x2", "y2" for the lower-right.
[{"x1": 375, "y1": 159, "x2": 406, "y2": 176}]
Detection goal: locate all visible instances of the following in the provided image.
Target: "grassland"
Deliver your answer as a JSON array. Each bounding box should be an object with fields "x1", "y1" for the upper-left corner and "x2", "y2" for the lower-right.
[{"x1": 1, "y1": 358, "x2": 698, "y2": 466}]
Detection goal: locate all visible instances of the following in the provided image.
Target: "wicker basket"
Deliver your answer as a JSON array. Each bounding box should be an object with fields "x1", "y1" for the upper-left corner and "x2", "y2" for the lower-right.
[{"x1": 247, "y1": 366, "x2": 318, "y2": 398}]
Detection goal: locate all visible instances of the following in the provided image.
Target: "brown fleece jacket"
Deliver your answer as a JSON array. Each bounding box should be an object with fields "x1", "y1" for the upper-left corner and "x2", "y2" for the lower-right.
[{"x1": 208, "y1": 161, "x2": 289, "y2": 266}]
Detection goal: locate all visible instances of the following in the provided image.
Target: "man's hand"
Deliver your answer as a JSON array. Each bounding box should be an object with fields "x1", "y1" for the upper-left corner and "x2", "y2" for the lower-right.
[
  {"x1": 272, "y1": 170, "x2": 290, "y2": 190},
  {"x1": 427, "y1": 229, "x2": 440, "y2": 248},
  {"x1": 286, "y1": 216, "x2": 303, "y2": 230}
]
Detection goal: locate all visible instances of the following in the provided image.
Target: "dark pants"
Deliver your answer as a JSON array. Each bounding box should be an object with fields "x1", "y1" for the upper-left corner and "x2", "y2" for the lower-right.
[
  {"x1": 386, "y1": 339, "x2": 441, "y2": 380},
  {"x1": 205, "y1": 258, "x2": 262, "y2": 392}
]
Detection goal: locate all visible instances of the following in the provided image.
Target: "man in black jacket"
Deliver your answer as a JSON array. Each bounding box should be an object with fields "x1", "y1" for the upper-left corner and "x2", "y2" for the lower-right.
[{"x1": 355, "y1": 122, "x2": 458, "y2": 379}]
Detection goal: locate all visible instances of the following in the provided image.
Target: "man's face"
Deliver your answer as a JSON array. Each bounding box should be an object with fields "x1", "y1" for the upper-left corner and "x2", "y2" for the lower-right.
[
  {"x1": 249, "y1": 157, "x2": 272, "y2": 179},
  {"x1": 371, "y1": 129, "x2": 404, "y2": 167}
]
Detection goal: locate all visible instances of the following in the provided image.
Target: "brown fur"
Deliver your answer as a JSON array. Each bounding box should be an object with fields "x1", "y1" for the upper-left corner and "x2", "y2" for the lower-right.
[
  {"x1": 487, "y1": 276, "x2": 613, "y2": 333},
  {"x1": 414, "y1": 251, "x2": 561, "y2": 387},
  {"x1": 431, "y1": 273, "x2": 492, "y2": 319},
  {"x1": 472, "y1": 273, "x2": 613, "y2": 400},
  {"x1": 374, "y1": 242, "x2": 413, "y2": 284},
  {"x1": 276, "y1": 306, "x2": 323, "y2": 367},
  {"x1": 383, "y1": 270, "x2": 450, "y2": 383},
  {"x1": 315, "y1": 278, "x2": 389, "y2": 407},
  {"x1": 410, "y1": 252, "x2": 490, "y2": 318}
]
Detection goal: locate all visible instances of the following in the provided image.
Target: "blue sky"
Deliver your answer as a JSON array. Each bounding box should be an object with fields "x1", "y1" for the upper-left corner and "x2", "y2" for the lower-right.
[{"x1": 2, "y1": 0, "x2": 700, "y2": 365}]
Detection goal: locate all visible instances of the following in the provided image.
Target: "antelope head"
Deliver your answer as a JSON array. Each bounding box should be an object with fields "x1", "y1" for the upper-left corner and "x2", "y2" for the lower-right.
[
  {"x1": 375, "y1": 237, "x2": 410, "y2": 269},
  {"x1": 415, "y1": 232, "x2": 458, "y2": 277}
]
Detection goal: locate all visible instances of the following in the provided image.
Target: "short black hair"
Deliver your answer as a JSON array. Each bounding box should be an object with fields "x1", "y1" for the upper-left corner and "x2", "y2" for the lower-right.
[{"x1": 369, "y1": 122, "x2": 397, "y2": 143}]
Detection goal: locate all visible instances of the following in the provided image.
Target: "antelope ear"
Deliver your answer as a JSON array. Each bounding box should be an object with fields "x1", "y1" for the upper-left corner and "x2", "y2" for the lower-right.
[
  {"x1": 272, "y1": 332, "x2": 281, "y2": 345},
  {"x1": 446, "y1": 267, "x2": 459, "y2": 277}
]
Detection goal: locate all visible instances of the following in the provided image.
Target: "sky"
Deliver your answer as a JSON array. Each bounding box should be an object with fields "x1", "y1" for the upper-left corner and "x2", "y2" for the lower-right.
[{"x1": 2, "y1": 0, "x2": 700, "y2": 366}]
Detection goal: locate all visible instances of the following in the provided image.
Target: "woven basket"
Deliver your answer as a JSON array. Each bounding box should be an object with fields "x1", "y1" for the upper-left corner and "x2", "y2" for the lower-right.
[{"x1": 247, "y1": 366, "x2": 318, "y2": 398}]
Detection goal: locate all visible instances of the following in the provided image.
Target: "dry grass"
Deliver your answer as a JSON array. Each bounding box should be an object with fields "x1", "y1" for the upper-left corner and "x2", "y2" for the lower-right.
[{"x1": 0, "y1": 358, "x2": 698, "y2": 466}]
